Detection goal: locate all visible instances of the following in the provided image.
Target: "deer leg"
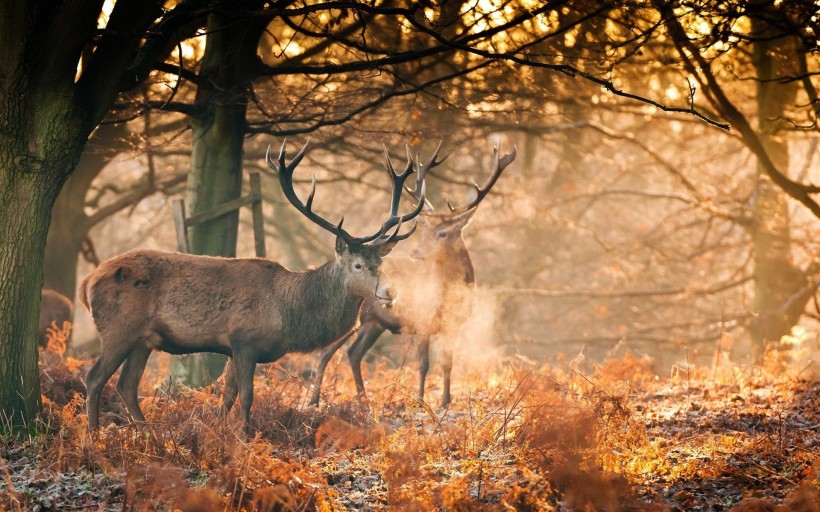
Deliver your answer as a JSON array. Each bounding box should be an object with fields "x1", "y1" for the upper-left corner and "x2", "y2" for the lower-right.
[
  {"x1": 309, "y1": 334, "x2": 349, "y2": 407},
  {"x1": 348, "y1": 323, "x2": 386, "y2": 398},
  {"x1": 116, "y1": 344, "x2": 152, "y2": 423},
  {"x1": 232, "y1": 350, "x2": 258, "y2": 435},
  {"x1": 221, "y1": 358, "x2": 238, "y2": 414},
  {"x1": 86, "y1": 341, "x2": 133, "y2": 430},
  {"x1": 441, "y1": 348, "x2": 453, "y2": 408},
  {"x1": 417, "y1": 337, "x2": 431, "y2": 402}
]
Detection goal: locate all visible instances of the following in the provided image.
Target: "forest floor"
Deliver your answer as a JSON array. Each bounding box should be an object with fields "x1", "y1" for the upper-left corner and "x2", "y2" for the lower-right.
[{"x1": 1, "y1": 343, "x2": 818, "y2": 511}]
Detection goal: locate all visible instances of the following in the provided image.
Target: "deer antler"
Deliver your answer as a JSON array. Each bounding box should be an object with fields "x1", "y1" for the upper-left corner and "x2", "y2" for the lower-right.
[
  {"x1": 360, "y1": 145, "x2": 429, "y2": 245},
  {"x1": 268, "y1": 139, "x2": 426, "y2": 246},
  {"x1": 446, "y1": 145, "x2": 516, "y2": 214},
  {"x1": 401, "y1": 140, "x2": 447, "y2": 212}
]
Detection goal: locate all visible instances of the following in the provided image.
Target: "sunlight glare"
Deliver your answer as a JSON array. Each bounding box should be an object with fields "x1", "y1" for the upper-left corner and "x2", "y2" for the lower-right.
[
  {"x1": 782, "y1": 325, "x2": 807, "y2": 346},
  {"x1": 97, "y1": 0, "x2": 116, "y2": 29},
  {"x1": 665, "y1": 84, "x2": 680, "y2": 101}
]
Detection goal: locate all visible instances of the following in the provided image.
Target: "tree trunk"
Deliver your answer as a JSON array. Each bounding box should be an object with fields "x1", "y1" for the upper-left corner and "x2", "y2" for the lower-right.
[
  {"x1": 0, "y1": 2, "x2": 87, "y2": 429},
  {"x1": 0, "y1": 0, "x2": 166, "y2": 429},
  {"x1": 748, "y1": 14, "x2": 805, "y2": 356},
  {"x1": 0, "y1": 92, "x2": 86, "y2": 429},
  {"x1": 0, "y1": 168, "x2": 65, "y2": 430},
  {"x1": 44, "y1": 124, "x2": 130, "y2": 299},
  {"x1": 43, "y1": 188, "x2": 86, "y2": 299},
  {"x1": 174, "y1": 6, "x2": 269, "y2": 386}
]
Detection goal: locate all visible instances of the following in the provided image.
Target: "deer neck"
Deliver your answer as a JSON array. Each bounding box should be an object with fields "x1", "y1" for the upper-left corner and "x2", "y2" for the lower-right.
[
  {"x1": 437, "y1": 243, "x2": 475, "y2": 287},
  {"x1": 315, "y1": 260, "x2": 365, "y2": 318},
  {"x1": 294, "y1": 261, "x2": 365, "y2": 348}
]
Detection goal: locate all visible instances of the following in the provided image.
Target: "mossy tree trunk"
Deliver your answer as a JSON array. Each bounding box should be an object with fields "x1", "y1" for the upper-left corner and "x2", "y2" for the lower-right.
[
  {"x1": 748, "y1": 13, "x2": 806, "y2": 356},
  {"x1": 0, "y1": 0, "x2": 162, "y2": 430},
  {"x1": 174, "y1": 5, "x2": 270, "y2": 387},
  {"x1": 43, "y1": 123, "x2": 131, "y2": 299},
  {"x1": 0, "y1": 68, "x2": 89, "y2": 429},
  {"x1": 0, "y1": 169, "x2": 68, "y2": 430}
]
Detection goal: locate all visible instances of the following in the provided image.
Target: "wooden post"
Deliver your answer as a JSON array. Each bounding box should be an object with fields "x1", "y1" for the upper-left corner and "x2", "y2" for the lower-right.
[
  {"x1": 172, "y1": 198, "x2": 189, "y2": 253},
  {"x1": 249, "y1": 171, "x2": 266, "y2": 258},
  {"x1": 173, "y1": 172, "x2": 266, "y2": 257}
]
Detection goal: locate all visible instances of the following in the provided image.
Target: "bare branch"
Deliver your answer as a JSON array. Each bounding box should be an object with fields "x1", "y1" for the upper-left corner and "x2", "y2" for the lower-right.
[
  {"x1": 656, "y1": 0, "x2": 820, "y2": 218},
  {"x1": 246, "y1": 61, "x2": 491, "y2": 136},
  {"x1": 493, "y1": 275, "x2": 752, "y2": 299},
  {"x1": 401, "y1": 4, "x2": 731, "y2": 130},
  {"x1": 85, "y1": 173, "x2": 186, "y2": 229}
]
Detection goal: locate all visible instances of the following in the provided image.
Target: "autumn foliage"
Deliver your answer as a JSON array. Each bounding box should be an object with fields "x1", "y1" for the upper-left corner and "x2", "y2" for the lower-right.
[{"x1": 0, "y1": 336, "x2": 817, "y2": 511}]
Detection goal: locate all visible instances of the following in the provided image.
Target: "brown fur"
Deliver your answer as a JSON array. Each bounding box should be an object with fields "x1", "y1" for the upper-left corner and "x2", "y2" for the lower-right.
[
  {"x1": 310, "y1": 145, "x2": 514, "y2": 407},
  {"x1": 311, "y1": 208, "x2": 479, "y2": 407},
  {"x1": 83, "y1": 243, "x2": 395, "y2": 432},
  {"x1": 39, "y1": 289, "x2": 74, "y2": 348}
]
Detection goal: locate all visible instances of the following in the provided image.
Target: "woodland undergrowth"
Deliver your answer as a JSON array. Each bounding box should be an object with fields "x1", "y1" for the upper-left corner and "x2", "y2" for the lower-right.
[{"x1": 0, "y1": 326, "x2": 818, "y2": 511}]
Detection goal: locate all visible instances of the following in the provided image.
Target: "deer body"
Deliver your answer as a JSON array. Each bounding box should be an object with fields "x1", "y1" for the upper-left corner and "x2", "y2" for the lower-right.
[
  {"x1": 82, "y1": 251, "x2": 370, "y2": 359},
  {"x1": 311, "y1": 210, "x2": 477, "y2": 407},
  {"x1": 82, "y1": 140, "x2": 425, "y2": 432}
]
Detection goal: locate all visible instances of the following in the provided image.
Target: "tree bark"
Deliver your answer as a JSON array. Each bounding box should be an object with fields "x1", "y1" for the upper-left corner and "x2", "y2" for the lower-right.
[
  {"x1": 748, "y1": 13, "x2": 806, "y2": 355},
  {"x1": 0, "y1": 2, "x2": 90, "y2": 429},
  {"x1": 0, "y1": 171, "x2": 65, "y2": 430},
  {"x1": 174, "y1": 5, "x2": 269, "y2": 386},
  {"x1": 43, "y1": 123, "x2": 131, "y2": 299},
  {"x1": 0, "y1": 0, "x2": 163, "y2": 429}
]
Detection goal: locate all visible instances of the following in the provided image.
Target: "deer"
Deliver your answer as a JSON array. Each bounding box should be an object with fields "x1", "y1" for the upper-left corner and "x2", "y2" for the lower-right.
[
  {"x1": 309, "y1": 144, "x2": 516, "y2": 408},
  {"x1": 80, "y1": 140, "x2": 426, "y2": 432},
  {"x1": 39, "y1": 289, "x2": 74, "y2": 349}
]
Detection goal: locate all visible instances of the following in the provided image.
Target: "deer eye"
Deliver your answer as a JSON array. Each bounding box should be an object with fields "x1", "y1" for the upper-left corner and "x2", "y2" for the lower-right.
[
  {"x1": 353, "y1": 261, "x2": 364, "y2": 271},
  {"x1": 437, "y1": 231, "x2": 447, "y2": 239}
]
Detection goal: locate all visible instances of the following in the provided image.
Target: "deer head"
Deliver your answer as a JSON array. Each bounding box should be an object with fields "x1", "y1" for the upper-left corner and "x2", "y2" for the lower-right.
[
  {"x1": 268, "y1": 140, "x2": 426, "y2": 306},
  {"x1": 399, "y1": 144, "x2": 517, "y2": 262}
]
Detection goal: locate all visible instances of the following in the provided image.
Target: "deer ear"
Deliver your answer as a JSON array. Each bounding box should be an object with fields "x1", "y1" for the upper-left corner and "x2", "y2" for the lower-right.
[
  {"x1": 377, "y1": 241, "x2": 397, "y2": 257},
  {"x1": 335, "y1": 234, "x2": 348, "y2": 255}
]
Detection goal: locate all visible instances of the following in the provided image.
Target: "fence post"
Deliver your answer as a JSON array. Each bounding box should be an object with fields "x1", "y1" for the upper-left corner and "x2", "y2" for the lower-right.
[
  {"x1": 172, "y1": 198, "x2": 189, "y2": 253},
  {"x1": 249, "y1": 172, "x2": 266, "y2": 258}
]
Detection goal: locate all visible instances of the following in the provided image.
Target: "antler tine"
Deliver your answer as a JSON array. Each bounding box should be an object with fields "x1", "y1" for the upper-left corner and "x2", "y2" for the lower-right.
[
  {"x1": 274, "y1": 137, "x2": 310, "y2": 175},
  {"x1": 377, "y1": 216, "x2": 419, "y2": 245},
  {"x1": 403, "y1": 141, "x2": 446, "y2": 211},
  {"x1": 385, "y1": 144, "x2": 421, "y2": 219},
  {"x1": 268, "y1": 139, "x2": 352, "y2": 241},
  {"x1": 418, "y1": 140, "x2": 447, "y2": 180},
  {"x1": 386, "y1": 218, "x2": 418, "y2": 243},
  {"x1": 382, "y1": 144, "x2": 413, "y2": 183},
  {"x1": 358, "y1": 177, "x2": 427, "y2": 245},
  {"x1": 382, "y1": 145, "x2": 396, "y2": 176},
  {"x1": 448, "y1": 144, "x2": 517, "y2": 213},
  {"x1": 402, "y1": 147, "x2": 423, "y2": 198}
]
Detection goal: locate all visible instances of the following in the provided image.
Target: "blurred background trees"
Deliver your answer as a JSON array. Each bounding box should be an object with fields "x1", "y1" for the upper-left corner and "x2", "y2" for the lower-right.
[{"x1": 2, "y1": 0, "x2": 817, "y2": 427}]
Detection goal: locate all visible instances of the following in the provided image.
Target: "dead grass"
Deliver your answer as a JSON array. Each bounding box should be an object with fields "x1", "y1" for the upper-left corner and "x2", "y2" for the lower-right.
[{"x1": 0, "y1": 336, "x2": 817, "y2": 511}]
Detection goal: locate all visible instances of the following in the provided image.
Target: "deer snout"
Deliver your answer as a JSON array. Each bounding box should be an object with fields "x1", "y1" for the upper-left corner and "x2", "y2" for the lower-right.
[{"x1": 375, "y1": 282, "x2": 397, "y2": 308}]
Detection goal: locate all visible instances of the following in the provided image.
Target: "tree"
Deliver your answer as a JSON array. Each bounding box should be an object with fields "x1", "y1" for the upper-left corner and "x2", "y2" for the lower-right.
[
  {"x1": 2, "y1": 1, "x2": 731, "y2": 428},
  {"x1": 748, "y1": 7, "x2": 811, "y2": 352},
  {"x1": 0, "y1": 0, "x2": 165, "y2": 430},
  {"x1": 43, "y1": 119, "x2": 187, "y2": 300},
  {"x1": 655, "y1": 0, "x2": 820, "y2": 355},
  {"x1": 173, "y1": 3, "x2": 271, "y2": 386}
]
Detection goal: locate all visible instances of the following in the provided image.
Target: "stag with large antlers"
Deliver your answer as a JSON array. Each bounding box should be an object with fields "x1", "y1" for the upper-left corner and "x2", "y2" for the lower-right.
[
  {"x1": 81, "y1": 140, "x2": 425, "y2": 432},
  {"x1": 310, "y1": 144, "x2": 516, "y2": 408}
]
